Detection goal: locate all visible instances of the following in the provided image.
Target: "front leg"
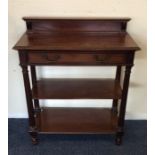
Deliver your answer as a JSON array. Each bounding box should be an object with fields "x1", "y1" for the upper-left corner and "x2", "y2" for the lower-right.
[
  {"x1": 29, "y1": 126, "x2": 38, "y2": 144},
  {"x1": 116, "y1": 66, "x2": 132, "y2": 145},
  {"x1": 20, "y1": 65, "x2": 38, "y2": 144},
  {"x1": 112, "y1": 66, "x2": 121, "y2": 113}
]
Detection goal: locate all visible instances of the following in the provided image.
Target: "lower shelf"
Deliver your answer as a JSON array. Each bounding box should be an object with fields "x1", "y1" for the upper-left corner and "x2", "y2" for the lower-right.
[{"x1": 35, "y1": 107, "x2": 118, "y2": 134}]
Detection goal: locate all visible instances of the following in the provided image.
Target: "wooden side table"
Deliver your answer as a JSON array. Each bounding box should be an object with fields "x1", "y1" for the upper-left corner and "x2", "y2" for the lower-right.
[{"x1": 13, "y1": 17, "x2": 140, "y2": 145}]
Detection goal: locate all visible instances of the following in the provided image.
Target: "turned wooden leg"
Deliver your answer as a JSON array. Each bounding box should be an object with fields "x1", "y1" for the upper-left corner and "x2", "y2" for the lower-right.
[
  {"x1": 115, "y1": 127, "x2": 123, "y2": 145},
  {"x1": 116, "y1": 66, "x2": 132, "y2": 145},
  {"x1": 30, "y1": 66, "x2": 41, "y2": 113},
  {"x1": 112, "y1": 66, "x2": 121, "y2": 113},
  {"x1": 21, "y1": 65, "x2": 38, "y2": 144},
  {"x1": 29, "y1": 127, "x2": 38, "y2": 145},
  {"x1": 112, "y1": 99, "x2": 119, "y2": 114}
]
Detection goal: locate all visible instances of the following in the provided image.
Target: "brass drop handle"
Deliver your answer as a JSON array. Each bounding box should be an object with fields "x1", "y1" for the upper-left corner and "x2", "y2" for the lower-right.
[
  {"x1": 94, "y1": 55, "x2": 109, "y2": 62},
  {"x1": 43, "y1": 54, "x2": 60, "y2": 62}
]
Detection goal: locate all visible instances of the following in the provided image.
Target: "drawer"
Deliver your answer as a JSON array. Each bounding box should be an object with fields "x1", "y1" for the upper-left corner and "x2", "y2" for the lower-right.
[{"x1": 28, "y1": 52, "x2": 128, "y2": 65}]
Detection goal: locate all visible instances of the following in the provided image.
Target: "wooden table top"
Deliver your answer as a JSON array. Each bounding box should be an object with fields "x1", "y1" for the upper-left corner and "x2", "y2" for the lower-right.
[{"x1": 13, "y1": 32, "x2": 140, "y2": 51}]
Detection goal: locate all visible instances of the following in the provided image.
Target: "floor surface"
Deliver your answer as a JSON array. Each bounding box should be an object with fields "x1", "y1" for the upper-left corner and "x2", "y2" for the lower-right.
[{"x1": 8, "y1": 119, "x2": 147, "y2": 155}]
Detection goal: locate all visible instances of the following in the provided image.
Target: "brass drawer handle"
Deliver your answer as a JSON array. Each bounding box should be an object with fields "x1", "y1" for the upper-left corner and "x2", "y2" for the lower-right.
[
  {"x1": 43, "y1": 54, "x2": 60, "y2": 62},
  {"x1": 94, "y1": 55, "x2": 109, "y2": 62}
]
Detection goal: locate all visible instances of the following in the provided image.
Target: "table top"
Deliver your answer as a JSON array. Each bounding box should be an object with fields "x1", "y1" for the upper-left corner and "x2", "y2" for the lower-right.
[{"x1": 13, "y1": 32, "x2": 140, "y2": 51}]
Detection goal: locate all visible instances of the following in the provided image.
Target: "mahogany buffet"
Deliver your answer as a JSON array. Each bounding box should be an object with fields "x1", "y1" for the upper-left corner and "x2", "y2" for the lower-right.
[{"x1": 13, "y1": 17, "x2": 140, "y2": 145}]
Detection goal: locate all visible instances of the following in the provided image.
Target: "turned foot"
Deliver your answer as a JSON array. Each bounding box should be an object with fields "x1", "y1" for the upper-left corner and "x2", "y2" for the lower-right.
[
  {"x1": 29, "y1": 126, "x2": 38, "y2": 145},
  {"x1": 31, "y1": 137, "x2": 38, "y2": 145},
  {"x1": 115, "y1": 129, "x2": 123, "y2": 145}
]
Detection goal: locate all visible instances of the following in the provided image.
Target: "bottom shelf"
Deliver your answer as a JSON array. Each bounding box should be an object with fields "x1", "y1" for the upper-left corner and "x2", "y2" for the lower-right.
[{"x1": 35, "y1": 107, "x2": 118, "y2": 134}]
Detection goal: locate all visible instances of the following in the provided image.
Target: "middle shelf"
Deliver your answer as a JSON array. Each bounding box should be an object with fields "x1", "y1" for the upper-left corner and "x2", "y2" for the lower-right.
[{"x1": 32, "y1": 78, "x2": 122, "y2": 99}]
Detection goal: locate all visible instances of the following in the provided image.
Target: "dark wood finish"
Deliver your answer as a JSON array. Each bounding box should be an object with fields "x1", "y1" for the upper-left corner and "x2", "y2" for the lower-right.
[
  {"x1": 35, "y1": 107, "x2": 118, "y2": 133},
  {"x1": 13, "y1": 33, "x2": 139, "y2": 51},
  {"x1": 19, "y1": 52, "x2": 38, "y2": 144},
  {"x1": 13, "y1": 18, "x2": 140, "y2": 51},
  {"x1": 30, "y1": 66, "x2": 40, "y2": 112},
  {"x1": 30, "y1": 66, "x2": 37, "y2": 85},
  {"x1": 20, "y1": 65, "x2": 35, "y2": 126},
  {"x1": 116, "y1": 66, "x2": 132, "y2": 145},
  {"x1": 32, "y1": 78, "x2": 122, "y2": 99},
  {"x1": 13, "y1": 17, "x2": 140, "y2": 145},
  {"x1": 28, "y1": 51, "x2": 131, "y2": 66},
  {"x1": 23, "y1": 17, "x2": 131, "y2": 33},
  {"x1": 18, "y1": 52, "x2": 35, "y2": 124},
  {"x1": 115, "y1": 66, "x2": 122, "y2": 82},
  {"x1": 112, "y1": 66, "x2": 122, "y2": 113}
]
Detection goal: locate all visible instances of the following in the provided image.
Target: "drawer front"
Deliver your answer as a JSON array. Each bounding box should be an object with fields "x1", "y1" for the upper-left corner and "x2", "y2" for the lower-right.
[{"x1": 28, "y1": 52, "x2": 129, "y2": 65}]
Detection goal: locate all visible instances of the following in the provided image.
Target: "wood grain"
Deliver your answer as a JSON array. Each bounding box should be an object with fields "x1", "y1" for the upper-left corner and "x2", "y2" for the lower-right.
[
  {"x1": 36, "y1": 107, "x2": 118, "y2": 133},
  {"x1": 13, "y1": 33, "x2": 140, "y2": 51},
  {"x1": 13, "y1": 17, "x2": 140, "y2": 144},
  {"x1": 32, "y1": 78, "x2": 122, "y2": 99}
]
